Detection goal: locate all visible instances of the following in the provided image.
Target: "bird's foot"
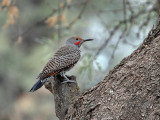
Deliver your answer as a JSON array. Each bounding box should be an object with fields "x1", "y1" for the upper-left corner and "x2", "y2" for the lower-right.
[
  {"x1": 62, "y1": 79, "x2": 76, "y2": 83},
  {"x1": 60, "y1": 71, "x2": 76, "y2": 83}
]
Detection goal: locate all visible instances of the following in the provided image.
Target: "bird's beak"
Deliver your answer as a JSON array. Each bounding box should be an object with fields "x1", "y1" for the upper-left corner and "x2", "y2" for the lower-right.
[
  {"x1": 82, "y1": 39, "x2": 94, "y2": 42},
  {"x1": 77, "y1": 38, "x2": 93, "y2": 47}
]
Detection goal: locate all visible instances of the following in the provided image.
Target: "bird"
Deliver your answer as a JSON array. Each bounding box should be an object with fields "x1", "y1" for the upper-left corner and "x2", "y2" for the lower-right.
[{"x1": 29, "y1": 36, "x2": 93, "y2": 92}]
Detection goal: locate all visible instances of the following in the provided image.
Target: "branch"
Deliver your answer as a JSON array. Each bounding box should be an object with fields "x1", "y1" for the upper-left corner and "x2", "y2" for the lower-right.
[
  {"x1": 95, "y1": 6, "x2": 156, "y2": 57},
  {"x1": 67, "y1": 0, "x2": 90, "y2": 29},
  {"x1": 44, "y1": 75, "x2": 80, "y2": 120}
]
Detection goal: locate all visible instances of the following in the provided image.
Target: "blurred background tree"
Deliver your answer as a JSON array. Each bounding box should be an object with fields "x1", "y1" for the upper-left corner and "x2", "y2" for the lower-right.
[{"x1": 0, "y1": 0, "x2": 159, "y2": 120}]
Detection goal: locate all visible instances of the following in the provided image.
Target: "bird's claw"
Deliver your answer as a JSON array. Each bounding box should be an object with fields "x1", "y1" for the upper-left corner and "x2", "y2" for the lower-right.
[{"x1": 62, "y1": 80, "x2": 76, "y2": 83}]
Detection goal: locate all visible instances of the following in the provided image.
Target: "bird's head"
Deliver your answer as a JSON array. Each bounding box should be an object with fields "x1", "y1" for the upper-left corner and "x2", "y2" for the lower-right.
[{"x1": 66, "y1": 36, "x2": 93, "y2": 47}]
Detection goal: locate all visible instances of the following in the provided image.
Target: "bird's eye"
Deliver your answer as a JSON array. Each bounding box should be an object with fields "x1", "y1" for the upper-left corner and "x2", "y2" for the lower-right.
[{"x1": 76, "y1": 38, "x2": 78, "y2": 40}]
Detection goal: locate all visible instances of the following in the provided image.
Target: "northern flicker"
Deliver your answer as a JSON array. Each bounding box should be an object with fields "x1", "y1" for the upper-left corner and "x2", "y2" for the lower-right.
[{"x1": 29, "y1": 36, "x2": 93, "y2": 92}]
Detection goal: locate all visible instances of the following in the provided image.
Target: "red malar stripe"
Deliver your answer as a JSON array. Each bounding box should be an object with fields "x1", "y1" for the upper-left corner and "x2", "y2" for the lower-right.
[{"x1": 74, "y1": 41, "x2": 81, "y2": 45}]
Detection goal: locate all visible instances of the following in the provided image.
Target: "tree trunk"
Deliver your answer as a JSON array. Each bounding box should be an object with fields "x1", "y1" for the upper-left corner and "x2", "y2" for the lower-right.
[
  {"x1": 65, "y1": 23, "x2": 160, "y2": 119},
  {"x1": 45, "y1": 22, "x2": 160, "y2": 120}
]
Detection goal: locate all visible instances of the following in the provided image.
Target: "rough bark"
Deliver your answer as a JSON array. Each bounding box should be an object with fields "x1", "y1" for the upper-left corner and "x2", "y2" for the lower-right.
[
  {"x1": 65, "y1": 23, "x2": 160, "y2": 119},
  {"x1": 45, "y1": 75, "x2": 80, "y2": 120},
  {"x1": 45, "y1": 22, "x2": 160, "y2": 120}
]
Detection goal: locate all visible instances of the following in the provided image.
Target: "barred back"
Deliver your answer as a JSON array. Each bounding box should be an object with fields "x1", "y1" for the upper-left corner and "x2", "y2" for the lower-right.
[{"x1": 37, "y1": 45, "x2": 81, "y2": 80}]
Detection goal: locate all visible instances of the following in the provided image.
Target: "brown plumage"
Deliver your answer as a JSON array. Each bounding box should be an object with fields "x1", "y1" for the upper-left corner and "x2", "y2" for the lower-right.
[
  {"x1": 38, "y1": 45, "x2": 81, "y2": 80},
  {"x1": 30, "y1": 36, "x2": 93, "y2": 92}
]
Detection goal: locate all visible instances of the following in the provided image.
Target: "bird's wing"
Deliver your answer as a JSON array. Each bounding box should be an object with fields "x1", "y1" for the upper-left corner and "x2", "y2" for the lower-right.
[{"x1": 37, "y1": 45, "x2": 80, "y2": 79}]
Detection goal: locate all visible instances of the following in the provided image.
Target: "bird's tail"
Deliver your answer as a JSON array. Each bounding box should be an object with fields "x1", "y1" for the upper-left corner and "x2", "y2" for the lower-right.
[{"x1": 29, "y1": 79, "x2": 47, "y2": 92}]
